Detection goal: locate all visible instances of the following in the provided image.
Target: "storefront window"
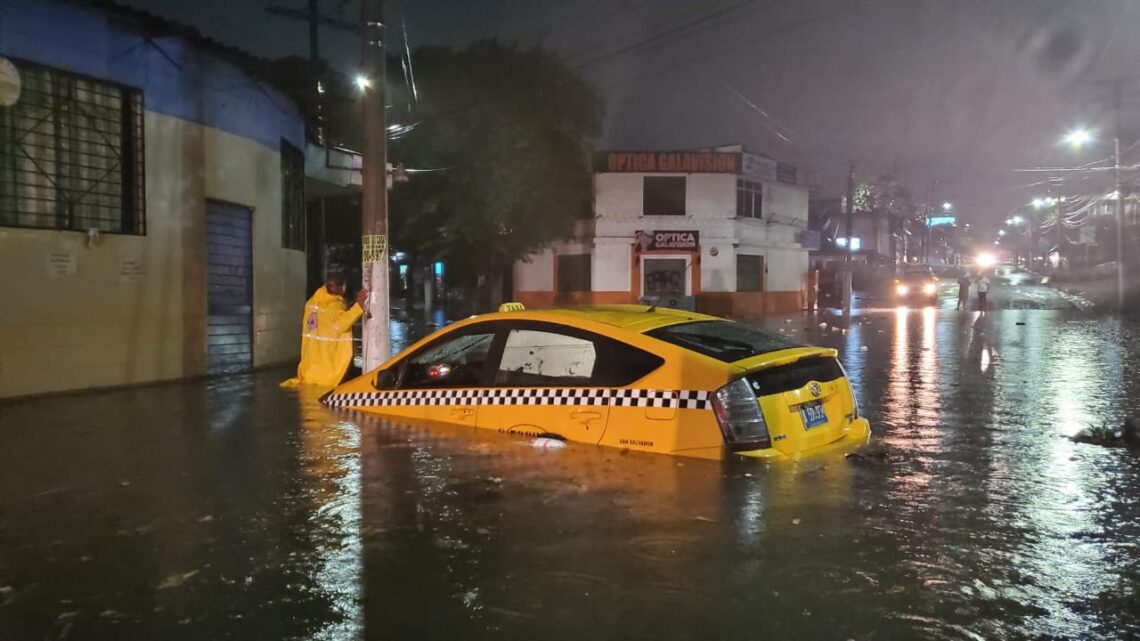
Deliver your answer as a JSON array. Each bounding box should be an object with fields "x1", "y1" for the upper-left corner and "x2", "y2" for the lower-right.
[{"x1": 736, "y1": 254, "x2": 764, "y2": 292}]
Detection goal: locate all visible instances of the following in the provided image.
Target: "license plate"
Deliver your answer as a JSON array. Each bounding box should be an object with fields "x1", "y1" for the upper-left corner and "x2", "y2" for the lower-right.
[{"x1": 799, "y1": 401, "x2": 828, "y2": 429}]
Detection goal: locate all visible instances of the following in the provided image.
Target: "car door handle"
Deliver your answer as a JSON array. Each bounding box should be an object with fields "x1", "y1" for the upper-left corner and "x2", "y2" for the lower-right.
[{"x1": 570, "y1": 410, "x2": 602, "y2": 421}]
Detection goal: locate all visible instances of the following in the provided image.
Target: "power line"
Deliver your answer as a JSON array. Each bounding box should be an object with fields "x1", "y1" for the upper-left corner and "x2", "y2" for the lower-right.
[
  {"x1": 599, "y1": 0, "x2": 872, "y2": 90},
  {"x1": 573, "y1": 0, "x2": 760, "y2": 69}
]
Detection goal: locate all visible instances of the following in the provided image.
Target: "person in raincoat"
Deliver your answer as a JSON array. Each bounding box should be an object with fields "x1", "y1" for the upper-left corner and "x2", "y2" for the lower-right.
[{"x1": 281, "y1": 272, "x2": 368, "y2": 388}]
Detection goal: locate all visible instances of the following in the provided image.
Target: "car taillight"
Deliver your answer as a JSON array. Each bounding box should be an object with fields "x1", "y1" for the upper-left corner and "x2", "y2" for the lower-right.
[{"x1": 712, "y1": 378, "x2": 771, "y2": 451}]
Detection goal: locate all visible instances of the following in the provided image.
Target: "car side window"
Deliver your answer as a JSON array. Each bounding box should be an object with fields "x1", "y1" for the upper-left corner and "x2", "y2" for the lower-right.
[
  {"x1": 494, "y1": 326, "x2": 665, "y2": 387},
  {"x1": 496, "y1": 329, "x2": 596, "y2": 387},
  {"x1": 402, "y1": 331, "x2": 496, "y2": 389}
]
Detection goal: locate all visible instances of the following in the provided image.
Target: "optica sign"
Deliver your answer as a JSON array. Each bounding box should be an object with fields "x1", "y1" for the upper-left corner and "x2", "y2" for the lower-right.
[{"x1": 635, "y1": 230, "x2": 700, "y2": 251}]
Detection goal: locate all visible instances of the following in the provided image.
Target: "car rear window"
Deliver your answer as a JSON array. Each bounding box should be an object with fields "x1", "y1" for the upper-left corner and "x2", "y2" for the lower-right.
[{"x1": 646, "y1": 321, "x2": 797, "y2": 363}]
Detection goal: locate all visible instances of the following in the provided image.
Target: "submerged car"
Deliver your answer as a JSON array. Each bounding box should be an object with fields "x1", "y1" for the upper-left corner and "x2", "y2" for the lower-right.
[
  {"x1": 893, "y1": 264, "x2": 939, "y2": 306},
  {"x1": 323, "y1": 305, "x2": 870, "y2": 460}
]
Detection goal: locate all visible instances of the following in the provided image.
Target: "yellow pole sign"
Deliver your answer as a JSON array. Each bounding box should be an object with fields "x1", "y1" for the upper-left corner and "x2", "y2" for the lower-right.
[{"x1": 362, "y1": 234, "x2": 387, "y2": 264}]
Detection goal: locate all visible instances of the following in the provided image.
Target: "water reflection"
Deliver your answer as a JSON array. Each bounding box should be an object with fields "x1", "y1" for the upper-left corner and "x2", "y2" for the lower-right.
[{"x1": 5, "y1": 308, "x2": 1140, "y2": 640}]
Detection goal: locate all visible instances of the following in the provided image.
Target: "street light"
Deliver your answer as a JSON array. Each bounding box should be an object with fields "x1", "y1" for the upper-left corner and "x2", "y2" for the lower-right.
[
  {"x1": 942, "y1": 202, "x2": 952, "y2": 211},
  {"x1": 1063, "y1": 127, "x2": 1095, "y2": 148},
  {"x1": 354, "y1": 74, "x2": 373, "y2": 91}
]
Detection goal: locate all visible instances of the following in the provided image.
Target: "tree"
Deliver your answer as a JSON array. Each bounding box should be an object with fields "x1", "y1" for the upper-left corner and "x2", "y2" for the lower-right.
[
  {"x1": 387, "y1": 41, "x2": 603, "y2": 312},
  {"x1": 854, "y1": 173, "x2": 916, "y2": 264}
]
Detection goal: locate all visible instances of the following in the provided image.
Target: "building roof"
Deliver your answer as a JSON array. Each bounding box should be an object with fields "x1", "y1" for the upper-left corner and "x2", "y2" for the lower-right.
[{"x1": 69, "y1": 0, "x2": 283, "y2": 88}]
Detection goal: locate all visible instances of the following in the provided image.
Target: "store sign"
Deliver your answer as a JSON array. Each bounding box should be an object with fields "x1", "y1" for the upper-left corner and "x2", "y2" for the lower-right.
[
  {"x1": 594, "y1": 151, "x2": 739, "y2": 174},
  {"x1": 741, "y1": 153, "x2": 777, "y2": 182},
  {"x1": 635, "y1": 230, "x2": 700, "y2": 252}
]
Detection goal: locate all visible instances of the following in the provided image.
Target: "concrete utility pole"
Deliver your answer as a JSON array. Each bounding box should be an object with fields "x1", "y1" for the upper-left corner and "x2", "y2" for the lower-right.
[
  {"x1": 923, "y1": 180, "x2": 935, "y2": 265},
  {"x1": 843, "y1": 161, "x2": 855, "y2": 319},
  {"x1": 361, "y1": 0, "x2": 390, "y2": 370},
  {"x1": 1113, "y1": 79, "x2": 1126, "y2": 310}
]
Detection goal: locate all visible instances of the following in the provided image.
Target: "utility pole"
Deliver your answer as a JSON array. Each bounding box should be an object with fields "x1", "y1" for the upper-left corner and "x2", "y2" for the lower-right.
[
  {"x1": 1113, "y1": 79, "x2": 1126, "y2": 310},
  {"x1": 923, "y1": 180, "x2": 936, "y2": 265},
  {"x1": 843, "y1": 161, "x2": 855, "y2": 319},
  {"x1": 1050, "y1": 176, "x2": 1063, "y2": 271},
  {"x1": 361, "y1": 0, "x2": 389, "y2": 370}
]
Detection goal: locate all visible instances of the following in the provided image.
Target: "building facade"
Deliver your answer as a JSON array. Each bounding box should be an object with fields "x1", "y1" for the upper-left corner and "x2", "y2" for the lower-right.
[
  {"x1": 515, "y1": 146, "x2": 813, "y2": 317},
  {"x1": 0, "y1": 0, "x2": 308, "y2": 398}
]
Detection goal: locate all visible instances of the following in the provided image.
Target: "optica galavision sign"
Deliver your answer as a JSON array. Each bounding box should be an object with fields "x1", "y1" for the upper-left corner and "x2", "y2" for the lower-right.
[
  {"x1": 594, "y1": 151, "x2": 739, "y2": 174},
  {"x1": 635, "y1": 230, "x2": 700, "y2": 252}
]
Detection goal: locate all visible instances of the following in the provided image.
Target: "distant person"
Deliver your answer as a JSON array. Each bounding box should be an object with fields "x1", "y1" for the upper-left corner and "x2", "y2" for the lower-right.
[
  {"x1": 976, "y1": 273, "x2": 991, "y2": 311},
  {"x1": 281, "y1": 272, "x2": 368, "y2": 388},
  {"x1": 956, "y1": 272, "x2": 971, "y2": 310}
]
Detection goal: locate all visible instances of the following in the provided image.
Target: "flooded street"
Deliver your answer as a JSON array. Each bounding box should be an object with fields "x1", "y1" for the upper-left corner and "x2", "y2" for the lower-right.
[{"x1": 4, "y1": 291, "x2": 1140, "y2": 639}]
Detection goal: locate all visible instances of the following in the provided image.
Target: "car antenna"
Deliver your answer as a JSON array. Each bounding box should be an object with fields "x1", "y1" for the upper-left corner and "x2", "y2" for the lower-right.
[{"x1": 646, "y1": 295, "x2": 661, "y2": 313}]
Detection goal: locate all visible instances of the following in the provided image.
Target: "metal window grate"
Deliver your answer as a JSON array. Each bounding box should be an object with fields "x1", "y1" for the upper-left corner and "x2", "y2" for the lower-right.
[
  {"x1": 281, "y1": 139, "x2": 305, "y2": 250},
  {"x1": 0, "y1": 59, "x2": 145, "y2": 235}
]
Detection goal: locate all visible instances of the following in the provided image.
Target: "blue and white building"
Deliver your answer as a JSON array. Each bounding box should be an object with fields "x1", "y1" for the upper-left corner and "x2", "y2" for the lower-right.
[{"x1": 0, "y1": 0, "x2": 310, "y2": 397}]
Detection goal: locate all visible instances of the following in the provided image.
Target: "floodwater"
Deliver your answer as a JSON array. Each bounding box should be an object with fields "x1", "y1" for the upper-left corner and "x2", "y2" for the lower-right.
[{"x1": 4, "y1": 282, "x2": 1140, "y2": 640}]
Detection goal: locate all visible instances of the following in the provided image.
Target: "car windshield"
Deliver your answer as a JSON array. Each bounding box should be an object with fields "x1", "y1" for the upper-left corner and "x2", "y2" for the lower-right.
[
  {"x1": 647, "y1": 321, "x2": 798, "y2": 363},
  {"x1": 900, "y1": 266, "x2": 933, "y2": 279}
]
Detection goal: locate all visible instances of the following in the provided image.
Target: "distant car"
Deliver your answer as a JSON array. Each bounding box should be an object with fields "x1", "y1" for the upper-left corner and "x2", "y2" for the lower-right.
[
  {"x1": 893, "y1": 265, "x2": 939, "y2": 306},
  {"x1": 323, "y1": 304, "x2": 870, "y2": 460}
]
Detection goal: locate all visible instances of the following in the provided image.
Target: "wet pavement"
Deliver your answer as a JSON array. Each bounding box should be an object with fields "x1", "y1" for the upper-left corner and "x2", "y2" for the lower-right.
[{"x1": 3, "y1": 269, "x2": 1140, "y2": 640}]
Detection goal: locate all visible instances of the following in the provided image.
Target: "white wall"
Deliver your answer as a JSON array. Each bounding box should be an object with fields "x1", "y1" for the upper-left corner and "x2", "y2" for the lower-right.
[
  {"x1": 0, "y1": 111, "x2": 305, "y2": 398},
  {"x1": 515, "y1": 249, "x2": 554, "y2": 292},
  {"x1": 593, "y1": 241, "x2": 631, "y2": 291},
  {"x1": 595, "y1": 173, "x2": 736, "y2": 220}
]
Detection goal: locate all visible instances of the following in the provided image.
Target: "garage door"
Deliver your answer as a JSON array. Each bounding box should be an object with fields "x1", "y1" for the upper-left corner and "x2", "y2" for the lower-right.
[{"x1": 206, "y1": 201, "x2": 253, "y2": 375}]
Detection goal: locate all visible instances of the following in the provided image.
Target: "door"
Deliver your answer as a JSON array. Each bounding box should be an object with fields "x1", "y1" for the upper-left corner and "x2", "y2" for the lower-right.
[
  {"x1": 642, "y1": 257, "x2": 688, "y2": 300},
  {"x1": 394, "y1": 328, "x2": 497, "y2": 427},
  {"x1": 206, "y1": 201, "x2": 253, "y2": 375},
  {"x1": 477, "y1": 327, "x2": 610, "y2": 443}
]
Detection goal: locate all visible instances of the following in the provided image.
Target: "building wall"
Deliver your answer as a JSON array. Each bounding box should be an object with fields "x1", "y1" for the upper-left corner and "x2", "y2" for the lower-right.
[
  {"x1": 0, "y1": 0, "x2": 306, "y2": 398},
  {"x1": 514, "y1": 162, "x2": 811, "y2": 318}
]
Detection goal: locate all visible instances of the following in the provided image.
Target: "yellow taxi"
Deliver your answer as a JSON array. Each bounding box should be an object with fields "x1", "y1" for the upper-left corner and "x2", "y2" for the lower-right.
[{"x1": 323, "y1": 304, "x2": 870, "y2": 460}]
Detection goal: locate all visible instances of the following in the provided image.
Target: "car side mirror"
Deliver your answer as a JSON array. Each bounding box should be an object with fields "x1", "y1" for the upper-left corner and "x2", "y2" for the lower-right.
[{"x1": 374, "y1": 369, "x2": 397, "y2": 390}]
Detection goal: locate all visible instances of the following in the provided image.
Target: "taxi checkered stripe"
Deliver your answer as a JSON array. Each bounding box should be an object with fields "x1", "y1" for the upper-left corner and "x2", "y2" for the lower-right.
[{"x1": 324, "y1": 388, "x2": 711, "y2": 410}]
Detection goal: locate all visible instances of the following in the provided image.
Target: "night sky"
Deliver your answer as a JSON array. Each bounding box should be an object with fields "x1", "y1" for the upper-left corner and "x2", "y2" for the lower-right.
[{"x1": 120, "y1": 0, "x2": 1140, "y2": 232}]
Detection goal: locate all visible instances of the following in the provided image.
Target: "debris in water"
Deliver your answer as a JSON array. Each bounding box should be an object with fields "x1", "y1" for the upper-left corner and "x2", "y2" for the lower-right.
[
  {"x1": 792, "y1": 518, "x2": 802, "y2": 525},
  {"x1": 197, "y1": 515, "x2": 215, "y2": 523},
  {"x1": 1069, "y1": 418, "x2": 1139, "y2": 448},
  {"x1": 157, "y1": 570, "x2": 199, "y2": 590},
  {"x1": 531, "y1": 437, "x2": 566, "y2": 450}
]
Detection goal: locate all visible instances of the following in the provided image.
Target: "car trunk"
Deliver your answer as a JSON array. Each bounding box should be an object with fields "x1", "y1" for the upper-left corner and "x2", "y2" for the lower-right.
[{"x1": 734, "y1": 350, "x2": 854, "y2": 456}]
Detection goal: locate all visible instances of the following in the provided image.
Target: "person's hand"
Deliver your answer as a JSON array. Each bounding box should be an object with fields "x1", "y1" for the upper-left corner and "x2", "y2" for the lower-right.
[{"x1": 355, "y1": 289, "x2": 369, "y2": 307}]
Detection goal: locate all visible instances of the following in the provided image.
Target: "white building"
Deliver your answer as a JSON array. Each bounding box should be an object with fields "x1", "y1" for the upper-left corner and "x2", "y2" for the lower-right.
[{"x1": 514, "y1": 145, "x2": 813, "y2": 317}]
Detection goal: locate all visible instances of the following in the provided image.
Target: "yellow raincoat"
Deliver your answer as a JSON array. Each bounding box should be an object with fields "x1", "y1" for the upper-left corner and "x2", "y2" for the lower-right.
[{"x1": 280, "y1": 286, "x2": 363, "y2": 388}]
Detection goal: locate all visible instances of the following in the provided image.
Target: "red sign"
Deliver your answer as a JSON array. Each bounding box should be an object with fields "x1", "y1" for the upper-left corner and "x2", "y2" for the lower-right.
[{"x1": 594, "y1": 151, "x2": 739, "y2": 174}]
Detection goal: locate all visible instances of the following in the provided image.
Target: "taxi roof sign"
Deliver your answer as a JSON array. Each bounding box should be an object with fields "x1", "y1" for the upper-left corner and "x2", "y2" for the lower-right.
[{"x1": 498, "y1": 302, "x2": 526, "y2": 312}]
